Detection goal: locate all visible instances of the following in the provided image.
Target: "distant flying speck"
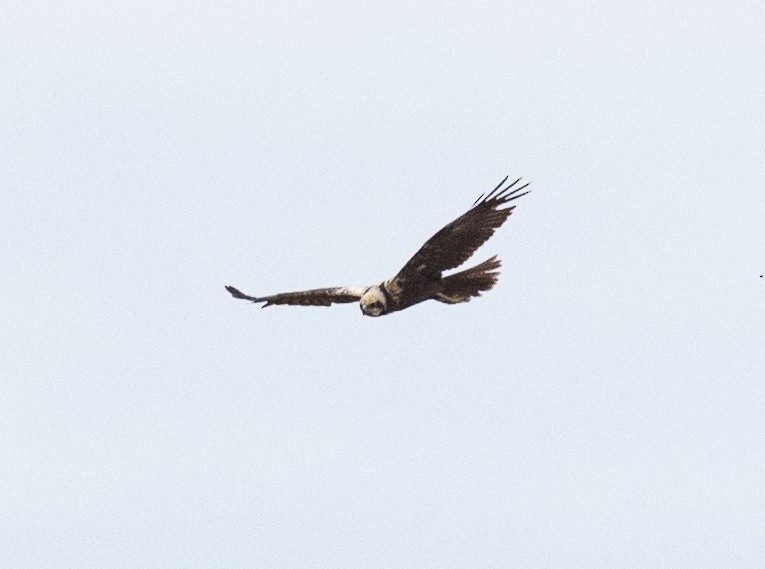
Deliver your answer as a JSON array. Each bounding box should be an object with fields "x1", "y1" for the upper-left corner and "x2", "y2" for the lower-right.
[{"x1": 226, "y1": 176, "x2": 530, "y2": 317}]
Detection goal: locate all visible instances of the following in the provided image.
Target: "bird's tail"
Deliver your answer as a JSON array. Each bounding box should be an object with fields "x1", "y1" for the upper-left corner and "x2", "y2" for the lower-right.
[{"x1": 435, "y1": 256, "x2": 502, "y2": 304}]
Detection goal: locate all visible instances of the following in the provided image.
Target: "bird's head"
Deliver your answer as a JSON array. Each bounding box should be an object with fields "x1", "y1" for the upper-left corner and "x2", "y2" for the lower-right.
[{"x1": 360, "y1": 286, "x2": 387, "y2": 317}]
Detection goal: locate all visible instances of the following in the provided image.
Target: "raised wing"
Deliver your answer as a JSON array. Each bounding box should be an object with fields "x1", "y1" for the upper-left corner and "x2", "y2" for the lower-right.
[
  {"x1": 394, "y1": 176, "x2": 529, "y2": 279},
  {"x1": 225, "y1": 285, "x2": 367, "y2": 308}
]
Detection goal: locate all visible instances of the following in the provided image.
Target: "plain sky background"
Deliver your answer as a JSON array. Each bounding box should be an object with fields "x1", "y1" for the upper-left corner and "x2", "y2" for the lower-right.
[{"x1": 2, "y1": 1, "x2": 764, "y2": 567}]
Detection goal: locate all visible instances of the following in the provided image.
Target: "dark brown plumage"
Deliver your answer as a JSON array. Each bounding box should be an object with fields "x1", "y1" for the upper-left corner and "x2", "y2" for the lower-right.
[
  {"x1": 226, "y1": 176, "x2": 529, "y2": 316},
  {"x1": 397, "y1": 177, "x2": 529, "y2": 277},
  {"x1": 224, "y1": 285, "x2": 365, "y2": 307}
]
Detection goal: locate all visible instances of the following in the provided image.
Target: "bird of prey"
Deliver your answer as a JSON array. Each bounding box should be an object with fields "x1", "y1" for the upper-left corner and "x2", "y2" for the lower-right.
[{"x1": 226, "y1": 176, "x2": 530, "y2": 317}]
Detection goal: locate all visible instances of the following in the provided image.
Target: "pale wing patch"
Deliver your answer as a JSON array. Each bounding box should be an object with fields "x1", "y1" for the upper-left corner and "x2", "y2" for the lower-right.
[{"x1": 336, "y1": 286, "x2": 369, "y2": 298}]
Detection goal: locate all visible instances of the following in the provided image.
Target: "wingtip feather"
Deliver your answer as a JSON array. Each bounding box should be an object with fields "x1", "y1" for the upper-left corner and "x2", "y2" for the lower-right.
[
  {"x1": 226, "y1": 285, "x2": 262, "y2": 303},
  {"x1": 475, "y1": 176, "x2": 531, "y2": 207}
]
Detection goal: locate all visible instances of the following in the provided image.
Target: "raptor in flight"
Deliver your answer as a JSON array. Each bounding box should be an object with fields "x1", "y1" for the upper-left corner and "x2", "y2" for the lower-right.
[{"x1": 226, "y1": 176, "x2": 530, "y2": 317}]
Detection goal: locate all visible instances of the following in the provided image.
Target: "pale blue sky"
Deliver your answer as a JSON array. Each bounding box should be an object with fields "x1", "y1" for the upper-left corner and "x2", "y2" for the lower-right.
[{"x1": 2, "y1": 1, "x2": 764, "y2": 567}]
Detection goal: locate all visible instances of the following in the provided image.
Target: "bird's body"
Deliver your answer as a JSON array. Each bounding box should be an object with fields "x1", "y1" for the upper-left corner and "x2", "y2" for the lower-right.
[{"x1": 226, "y1": 176, "x2": 529, "y2": 317}]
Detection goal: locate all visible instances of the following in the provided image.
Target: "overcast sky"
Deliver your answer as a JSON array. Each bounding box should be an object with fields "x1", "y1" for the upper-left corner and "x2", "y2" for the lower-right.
[{"x1": 2, "y1": 1, "x2": 764, "y2": 567}]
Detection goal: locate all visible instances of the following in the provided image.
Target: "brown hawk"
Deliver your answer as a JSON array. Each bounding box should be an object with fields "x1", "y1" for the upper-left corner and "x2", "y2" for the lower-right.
[{"x1": 226, "y1": 176, "x2": 530, "y2": 317}]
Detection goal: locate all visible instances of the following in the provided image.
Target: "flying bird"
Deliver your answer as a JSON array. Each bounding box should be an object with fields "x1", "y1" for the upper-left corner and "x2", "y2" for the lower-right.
[{"x1": 226, "y1": 176, "x2": 530, "y2": 317}]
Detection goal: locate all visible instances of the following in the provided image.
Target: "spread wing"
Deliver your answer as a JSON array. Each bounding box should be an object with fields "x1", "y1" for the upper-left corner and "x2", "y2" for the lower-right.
[
  {"x1": 394, "y1": 176, "x2": 529, "y2": 279},
  {"x1": 225, "y1": 285, "x2": 367, "y2": 308}
]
